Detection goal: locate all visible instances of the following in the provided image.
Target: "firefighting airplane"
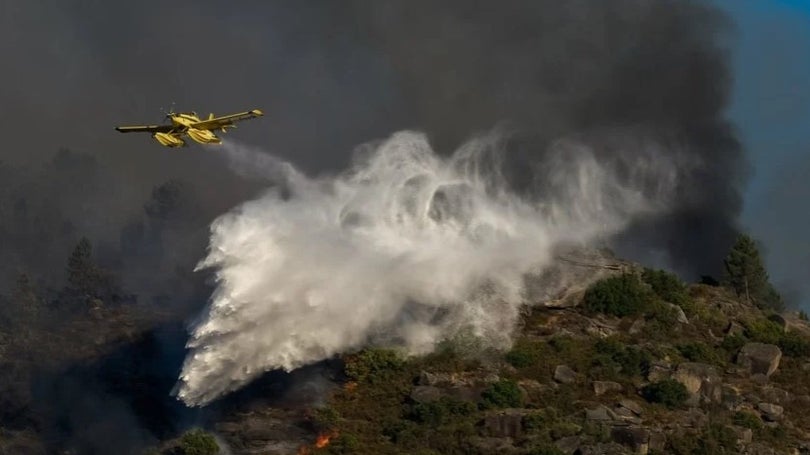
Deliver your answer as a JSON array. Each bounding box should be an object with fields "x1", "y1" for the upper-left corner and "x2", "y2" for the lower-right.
[{"x1": 115, "y1": 108, "x2": 263, "y2": 147}]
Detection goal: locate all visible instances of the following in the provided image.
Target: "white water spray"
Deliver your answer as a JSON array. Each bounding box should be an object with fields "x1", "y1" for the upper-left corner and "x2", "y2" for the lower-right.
[{"x1": 175, "y1": 130, "x2": 682, "y2": 406}]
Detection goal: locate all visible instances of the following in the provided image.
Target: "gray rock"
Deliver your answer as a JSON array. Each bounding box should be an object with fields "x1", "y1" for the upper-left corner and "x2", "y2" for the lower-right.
[
  {"x1": 629, "y1": 318, "x2": 645, "y2": 335},
  {"x1": 555, "y1": 436, "x2": 582, "y2": 454},
  {"x1": 737, "y1": 343, "x2": 782, "y2": 377},
  {"x1": 410, "y1": 386, "x2": 443, "y2": 403},
  {"x1": 646, "y1": 361, "x2": 671, "y2": 382},
  {"x1": 618, "y1": 399, "x2": 644, "y2": 416},
  {"x1": 758, "y1": 402, "x2": 784, "y2": 422},
  {"x1": 554, "y1": 365, "x2": 578, "y2": 384},
  {"x1": 761, "y1": 386, "x2": 792, "y2": 405},
  {"x1": 593, "y1": 381, "x2": 623, "y2": 396},
  {"x1": 673, "y1": 362, "x2": 722, "y2": 404},
  {"x1": 611, "y1": 426, "x2": 650, "y2": 454},
  {"x1": 586, "y1": 405, "x2": 617, "y2": 421},
  {"x1": 665, "y1": 302, "x2": 689, "y2": 324}
]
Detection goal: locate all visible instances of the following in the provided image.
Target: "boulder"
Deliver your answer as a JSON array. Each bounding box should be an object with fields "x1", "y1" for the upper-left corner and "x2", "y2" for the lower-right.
[
  {"x1": 593, "y1": 381, "x2": 623, "y2": 396},
  {"x1": 555, "y1": 436, "x2": 582, "y2": 454},
  {"x1": 648, "y1": 431, "x2": 667, "y2": 452},
  {"x1": 646, "y1": 360, "x2": 671, "y2": 382},
  {"x1": 554, "y1": 365, "x2": 578, "y2": 384},
  {"x1": 737, "y1": 343, "x2": 782, "y2": 377},
  {"x1": 618, "y1": 399, "x2": 644, "y2": 416},
  {"x1": 761, "y1": 386, "x2": 792, "y2": 405},
  {"x1": 672, "y1": 362, "x2": 722, "y2": 405},
  {"x1": 665, "y1": 302, "x2": 689, "y2": 324},
  {"x1": 758, "y1": 402, "x2": 784, "y2": 422},
  {"x1": 410, "y1": 386, "x2": 443, "y2": 403},
  {"x1": 586, "y1": 405, "x2": 618, "y2": 422}
]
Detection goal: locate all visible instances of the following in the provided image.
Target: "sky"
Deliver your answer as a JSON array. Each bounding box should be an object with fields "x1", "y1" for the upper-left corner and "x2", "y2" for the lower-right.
[{"x1": 714, "y1": 0, "x2": 810, "y2": 308}]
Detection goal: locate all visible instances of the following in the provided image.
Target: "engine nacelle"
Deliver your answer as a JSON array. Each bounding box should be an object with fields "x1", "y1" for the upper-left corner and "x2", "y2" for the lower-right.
[
  {"x1": 186, "y1": 127, "x2": 221, "y2": 144},
  {"x1": 153, "y1": 132, "x2": 185, "y2": 147}
]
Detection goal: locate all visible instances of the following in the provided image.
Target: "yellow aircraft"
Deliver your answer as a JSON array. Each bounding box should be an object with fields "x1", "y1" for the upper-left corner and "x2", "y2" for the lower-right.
[{"x1": 115, "y1": 109, "x2": 264, "y2": 147}]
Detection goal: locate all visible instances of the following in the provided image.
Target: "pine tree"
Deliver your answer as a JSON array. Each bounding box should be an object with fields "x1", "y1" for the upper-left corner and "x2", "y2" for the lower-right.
[
  {"x1": 723, "y1": 234, "x2": 783, "y2": 311},
  {"x1": 65, "y1": 237, "x2": 100, "y2": 299}
]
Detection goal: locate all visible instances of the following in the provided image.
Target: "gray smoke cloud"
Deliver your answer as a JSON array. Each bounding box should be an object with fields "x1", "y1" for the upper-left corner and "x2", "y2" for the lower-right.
[{"x1": 0, "y1": 0, "x2": 755, "y2": 423}]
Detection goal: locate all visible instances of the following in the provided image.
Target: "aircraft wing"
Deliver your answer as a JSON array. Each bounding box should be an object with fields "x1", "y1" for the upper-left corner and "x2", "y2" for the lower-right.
[
  {"x1": 190, "y1": 109, "x2": 263, "y2": 130},
  {"x1": 115, "y1": 125, "x2": 174, "y2": 133}
]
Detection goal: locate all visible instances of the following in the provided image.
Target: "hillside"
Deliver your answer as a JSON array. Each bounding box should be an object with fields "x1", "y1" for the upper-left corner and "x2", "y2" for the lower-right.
[{"x1": 290, "y1": 260, "x2": 810, "y2": 455}]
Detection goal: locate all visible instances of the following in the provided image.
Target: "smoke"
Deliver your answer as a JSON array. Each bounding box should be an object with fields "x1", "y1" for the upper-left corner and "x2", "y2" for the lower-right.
[{"x1": 175, "y1": 130, "x2": 685, "y2": 406}]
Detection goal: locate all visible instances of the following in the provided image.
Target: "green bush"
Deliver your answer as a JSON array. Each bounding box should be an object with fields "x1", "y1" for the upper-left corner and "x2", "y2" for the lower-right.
[
  {"x1": 778, "y1": 331, "x2": 810, "y2": 357},
  {"x1": 583, "y1": 274, "x2": 652, "y2": 317},
  {"x1": 733, "y1": 411, "x2": 763, "y2": 431},
  {"x1": 325, "y1": 433, "x2": 361, "y2": 454},
  {"x1": 744, "y1": 319, "x2": 784, "y2": 345},
  {"x1": 506, "y1": 340, "x2": 543, "y2": 368},
  {"x1": 344, "y1": 348, "x2": 405, "y2": 384},
  {"x1": 743, "y1": 318, "x2": 810, "y2": 358},
  {"x1": 720, "y1": 334, "x2": 746, "y2": 354},
  {"x1": 480, "y1": 379, "x2": 524, "y2": 409},
  {"x1": 641, "y1": 379, "x2": 689, "y2": 409},
  {"x1": 179, "y1": 429, "x2": 219, "y2": 455},
  {"x1": 591, "y1": 338, "x2": 651, "y2": 379},
  {"x1": 800, "y1": 310, "x2": 809, "y2": 321},
  {"x1": 642, "y1": 268, "x2": 691, "y2": 307},
  {"x1": 677, "y1": 342, "x2": 723, "y2": 365}
]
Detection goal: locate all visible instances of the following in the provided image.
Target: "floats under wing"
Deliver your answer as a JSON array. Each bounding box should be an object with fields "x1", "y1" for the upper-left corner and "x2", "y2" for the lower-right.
[
  {"x1": 115, "y1": 125, "x2": 174, "y2": 133},
  {"x1": 190, "y1": 109, "x2": 263, "y2": 131}
]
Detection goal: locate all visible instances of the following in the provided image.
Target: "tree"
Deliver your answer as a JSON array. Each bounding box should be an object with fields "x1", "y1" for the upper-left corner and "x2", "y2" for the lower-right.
[
  {"x1": 66, "y1": 237, "x2": 99, "y2": 297},
  {"x1": 63, "y1": 237, "x2": 123, "y2": 305},
  {"x1": 723, "y1": 234, "x2": 783, "y2": 311}
]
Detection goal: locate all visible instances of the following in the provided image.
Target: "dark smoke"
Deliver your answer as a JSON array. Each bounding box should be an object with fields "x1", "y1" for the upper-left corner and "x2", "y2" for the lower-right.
[{"x1": 0, "y1": 0, "x2": 748, "y2": 451}]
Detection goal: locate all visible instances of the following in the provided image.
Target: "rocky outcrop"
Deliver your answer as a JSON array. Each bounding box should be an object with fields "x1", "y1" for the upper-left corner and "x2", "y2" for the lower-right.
[
  {"x1": 554, "y1": 365, "x2": 578, "y2": 384},
  {"x1": 672, "y1": 362, "x2": 722, "y2": 405},
  {"x1": 737, "y1": 343, "x2": 782, "y2": 377},
  {"x1": 480, "y1": 409, "x2": 527, "y2": 438},
  {"x1": 593, "y1": 380, "x2": 623, "y2": 396}
]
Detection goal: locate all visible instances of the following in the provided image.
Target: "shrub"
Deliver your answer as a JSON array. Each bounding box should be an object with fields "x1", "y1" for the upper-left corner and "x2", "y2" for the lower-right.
[
  {"x1": 179, "y1": 429, "x2": 219, "y2": 455},
  {"x1": 344, "y1": 348, "x2": 404, "y2": 384},
  {"x1": 800, "y1": 310, "x2": 809, "y2": 321},
  {"x1": 481, "y1": 379, "x2": 524, "y2": 409},
  {"x1": 642, "y1": 268, "x2": 690, "y2": 307},
  {"x1": 720, "y1": 334, "x2": 746, "y2": 354},
  {"x1": 778, "y1": 331, "x2": 810, "y2": 358},
  {"x1": 677, "y1": 342, "x2": 723, "y2": 365},
  {"x1": 641, "y1": 379, "x2": 689, "y2": 409},
  {"x1": 744, "y1": 319, "x2": 784, "y2": 345},
  {"x1": 506, "y1": 340, "x2": 543, "y2": 368},
  {"x1": 733, "y1": 411, "x2": 763, "y2": 431},
  {"x1": 583, "y1": 274, "x2": 652, "y2": 317},
  {"x1": 591, "y1": 338, "x2": 651, "y2": 378}
]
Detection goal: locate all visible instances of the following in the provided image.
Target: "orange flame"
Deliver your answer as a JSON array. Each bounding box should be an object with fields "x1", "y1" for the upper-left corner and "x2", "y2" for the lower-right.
[
  {"x1": 315, "y1": 430, "x2": 336, "y2": 448},
  {"x1": 297, "y1": 430, "x2": 338, "y2": 454}
]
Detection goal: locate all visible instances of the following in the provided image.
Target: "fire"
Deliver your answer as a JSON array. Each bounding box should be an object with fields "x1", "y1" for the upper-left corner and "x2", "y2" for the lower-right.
[
  {"x1": 297, "y1": 430, "x2": 338, "y2": 454},
  {"x1": 315, "y1": 430, "x2": 336, "y2": 448}
]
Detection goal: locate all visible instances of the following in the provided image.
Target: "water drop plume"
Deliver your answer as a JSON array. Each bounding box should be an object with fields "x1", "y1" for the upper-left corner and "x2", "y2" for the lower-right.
[{"x1": 176, "y1": 130, "x2": 683, "y2": 406}]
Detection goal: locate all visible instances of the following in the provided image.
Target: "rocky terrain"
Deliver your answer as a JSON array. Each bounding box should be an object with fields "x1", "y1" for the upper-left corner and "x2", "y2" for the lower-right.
[
  {"x1": 293, "y1": 256, "x2": 810, "y2": 455},
  {"x1": 3, "y1": 247, "x2": 809, "y2": 455}
]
